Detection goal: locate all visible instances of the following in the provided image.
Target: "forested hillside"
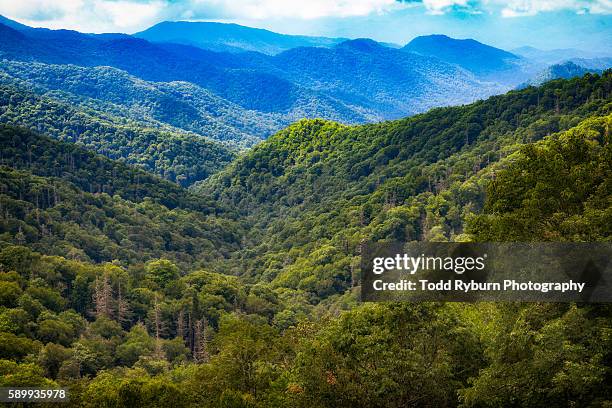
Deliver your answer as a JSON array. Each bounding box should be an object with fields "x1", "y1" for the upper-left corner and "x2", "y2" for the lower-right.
[
  {"x1": 0, "y1": 60, "x2": 286, "y2": 147},
  {"x1": 199, "y1": 72, "x2": 611, "y2": 293},
  {"x1": 270, "y1": 38, "x2": 504, "y2": 118},
  {"x1": 0, "y1": 74, "x2": 610, "y2": 407},
  {"x1": 0, "y1": 125, "x2": 241, "y2": 266},
  {"x1": 469, "y1": 114, "x2": 611, "y2": 241},
  {"x1": 0, "y1": 83, "x2": 236, "y2": 186}
]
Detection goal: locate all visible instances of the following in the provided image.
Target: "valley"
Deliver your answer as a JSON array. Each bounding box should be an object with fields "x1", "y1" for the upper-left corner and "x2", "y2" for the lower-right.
[{"x1": 0, "y1": 12, "x2": 610, "y2": 408}]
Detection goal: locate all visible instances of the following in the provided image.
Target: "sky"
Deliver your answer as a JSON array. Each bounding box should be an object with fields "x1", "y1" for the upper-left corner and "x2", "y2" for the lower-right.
[{"x1": 0, "y1": 0, "x2": 610, "y2": 52}]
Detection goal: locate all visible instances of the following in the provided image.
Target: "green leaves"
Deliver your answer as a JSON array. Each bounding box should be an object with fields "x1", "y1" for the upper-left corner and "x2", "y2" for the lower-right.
[{"x1": 470, "y1": 115, "x2": 612, "y2": 241}]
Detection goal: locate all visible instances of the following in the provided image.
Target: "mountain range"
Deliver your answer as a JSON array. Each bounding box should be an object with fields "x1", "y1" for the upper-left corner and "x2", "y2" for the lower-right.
[
  {"x1": 135, "y1": 21, "x2": 349, "y2": 55},
  {"x1": 0, "y1": 15, "x2": 610, "y2": 186},
  {"x1": 0, "y1": 20, "x2": 504, "y2": 123},
  {"x1": 0, "y1": 11, "x2": 611, "y2": 406}
]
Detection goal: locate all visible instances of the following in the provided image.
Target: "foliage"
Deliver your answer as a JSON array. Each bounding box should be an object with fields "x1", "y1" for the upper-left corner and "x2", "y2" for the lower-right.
[
  {"x1": 199, "y1": 71, "x2": 611, "y2": 295},
  {"x1": 469, "y1": 115, "x2": 611, "y2": 241},
  {"x1": 0, "y1": 72, "x2": 610, "y2": 407},
  {"x1": 0, "y1": 83, "x2": 236, "y2": 186}
]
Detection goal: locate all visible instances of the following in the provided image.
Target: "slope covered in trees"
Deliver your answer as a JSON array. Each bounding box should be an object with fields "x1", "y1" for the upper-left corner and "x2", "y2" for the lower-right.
[
  {"x1": 198, "y1": 72, "x2": 611, "y2": 294},
  {"x1": 0, "y1": 83, "x2": 236, "y2": 186},
  {"x1": 0, "y1": 60, "x2": 286, "y2": 147},
  {"x1": 0, "y1": 73, "x2": 610, "y2": 407},
  {"x1": 271, "y1": 38, "x2": 504, "y2": 118},
  {"x1": 0, "y1": 20, "x2": 512, "y2": 129},
  {"x1": 0, "y1": 125, "x2": 241, "y2": 266},
  {"x1": 0, "y1": 125, "x2": 217, "y2": 210},
  {"x1": 469, "y1": 114, "x2": 611, "y2": 241}
]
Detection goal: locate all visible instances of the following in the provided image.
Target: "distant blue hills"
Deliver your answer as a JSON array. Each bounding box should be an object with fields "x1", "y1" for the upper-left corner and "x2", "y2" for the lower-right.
[
  {"x1": 0, "y1": 18, "x2": 503, "y2": 124},
  {"x1": 511, "y1": 46, "x2": 610, "y2": 65},
  {"x1": 135, "y1": 20, "x2": 348, "y2": 55},
  {"x1": 517, "y1": 60, "x2": 605, "y2": 88},
  {"x1": 0, "y1": 15, "x2": 610, "y2": 149},
  {"x1": 403, "y1": 34, "x2": 527, "y2": 84}
]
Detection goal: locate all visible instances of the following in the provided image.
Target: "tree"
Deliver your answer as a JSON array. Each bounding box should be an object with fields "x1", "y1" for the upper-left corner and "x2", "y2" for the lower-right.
[
  {"x1": 116, "y1": 323, "x2": 155, "y2": 367},
  {"x1": 38, "y1": 342, "x2": 72, "y2": 379},
  {"x1": 211, "y1": 314, "x2": 280, "y2": 397},
  {"x1": 193, "y1": 318, "x2": 209, "y2": 363},
  {"x1": 0, "y1": 280, "x2": 22, "y2": 307},
  {"x1": 93, "y1": 272, "x2": 114, "y2": 319},
  {"x1": 145, "y1": 259, "x2": 180, "y2": 289}
]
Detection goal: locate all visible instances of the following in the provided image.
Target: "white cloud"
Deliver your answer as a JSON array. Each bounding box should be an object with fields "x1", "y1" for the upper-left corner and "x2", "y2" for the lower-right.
[
  {"x1": 0, "y1": 0, "x2": 83, "y2": 22},
  {"x1": 491, "y1": 0, "x2": 612, "y2": 17},
  {"x1": 93, "y1": 1, "x2": 165, "y2": 29},
  {"x1": 420, "y1": 0, "x2": 471, "y2": 14},
  {"x1": 217, "y1": 0, "x2": 401, "y2": 19},
  {"x1": 0, "y1": 0, "x2": 610, "y2": 33},
  {"x1": 0, "y1": 0, "x2": 406, "y2": 32},
  {"x1": 173, "y1": 0, "x2": 406, "y2": 21},
  {"x1": 0, "y1": 0, "x2": 166, "y2": 32}
]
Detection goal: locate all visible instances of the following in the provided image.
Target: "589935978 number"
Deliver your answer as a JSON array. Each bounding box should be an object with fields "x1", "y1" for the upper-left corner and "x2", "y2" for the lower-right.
[{"x1": 1, "y1": 388, "x2": 68, "y2": 402}]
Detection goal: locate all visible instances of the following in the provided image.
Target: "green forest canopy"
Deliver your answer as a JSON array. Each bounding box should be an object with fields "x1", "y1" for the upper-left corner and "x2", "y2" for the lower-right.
[{"x1": 0, "y1": 72, "x2": 610, "y2": 407}]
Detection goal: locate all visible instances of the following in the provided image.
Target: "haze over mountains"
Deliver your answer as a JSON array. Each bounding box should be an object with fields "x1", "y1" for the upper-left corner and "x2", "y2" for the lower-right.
[
  {"x1": 517, "y1": 61, "x2": 605, "y2": 88},
  {"x1": 135, "y1": 21, "x2": 349, "y2": 54},
  {"x1": 0, "y1": 15, "x2": 610, "y2": 186},
  {"x1": 403, "y1": 34, "x2": 526, "y2": 84},
  {"x1": 511, "y1": 46, "x2": 610, "y2": 65}
]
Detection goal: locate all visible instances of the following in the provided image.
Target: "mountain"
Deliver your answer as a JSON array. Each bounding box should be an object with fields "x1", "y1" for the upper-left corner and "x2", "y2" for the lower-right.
[
  {"x1": 0, "y1": 125, "x2": 212, "y2": 212},
  {"x1": 0, "y1": 22, "x2": 508, "y2": 130},
  {"x1": 403, "y1": 34, "x2": 532, "y2": 84},
  {"x1": 0, "y1": 14, "x2": 30, "y2": 30},
  {"x1": 0, "y1": 22, "x2": 387, "y2": 123},
  {"x1": 0, "y1": 59, "x2": 286, "y2": 147},
  {"x1": 512, "y1": 45, "x2": 610, "y2": 65},
  {"x1": 518, "y1": 61, "x2": 602, "y2": 88},
  {"x1": 198, "y1": 72, "x2": 611, "y2": 288},
  {"x1": 0, "y1": 82, "x2": 236, "y2": 186},
  {"x1": 270, "y1": 38, "x2": 505, "y2": 118},
  {"x1": 0, "y1": 73, "x2": 610, "y2": 406},
  {"x1": 135, "y1": 21, "x2": 346, "y2": 55},
  {"x1": 569, "y1": 57, "x2": 612, "y2": 71}
]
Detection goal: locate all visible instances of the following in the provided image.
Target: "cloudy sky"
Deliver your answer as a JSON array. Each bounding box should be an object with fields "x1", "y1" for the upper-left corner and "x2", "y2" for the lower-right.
[{"x1": 0, "y1": 0, "x2": 610, "y2": 51}]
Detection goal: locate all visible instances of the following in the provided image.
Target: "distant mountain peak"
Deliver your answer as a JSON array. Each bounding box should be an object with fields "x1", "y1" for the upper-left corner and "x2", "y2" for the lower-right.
[
  {"x1": 404, "y1": 34, "x2": 517, "y2": 57},
  {"x1": 518, "y1": 60, "x2": 601, "y2": 88},
  {"x1": 402, "y1": 34, "x2": 525, "y2": 83},
  {"x1": 0, "y1": 15, "x2": 30, "y2": 30},
  {"x1": 135, "y1": 20, "x2": 346, "y2": 55},
  {"x1": 0, "y1": 21, "x2": 26, "y2": 41},
  {"x1": 336, "y1": 38, "x2": 384, "y2": 52}
]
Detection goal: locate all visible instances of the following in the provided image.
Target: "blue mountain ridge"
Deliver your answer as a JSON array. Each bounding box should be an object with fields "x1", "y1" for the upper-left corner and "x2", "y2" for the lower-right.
[
  {"x1": 135, "y1": 20, "x2": 348, "y2": 55},
  {"x1": 1, "y1": 14, "x2": 607, "y2": 150},
  {"x1": 0, "y1": 20, "x2": 505, "y2": 126}
]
